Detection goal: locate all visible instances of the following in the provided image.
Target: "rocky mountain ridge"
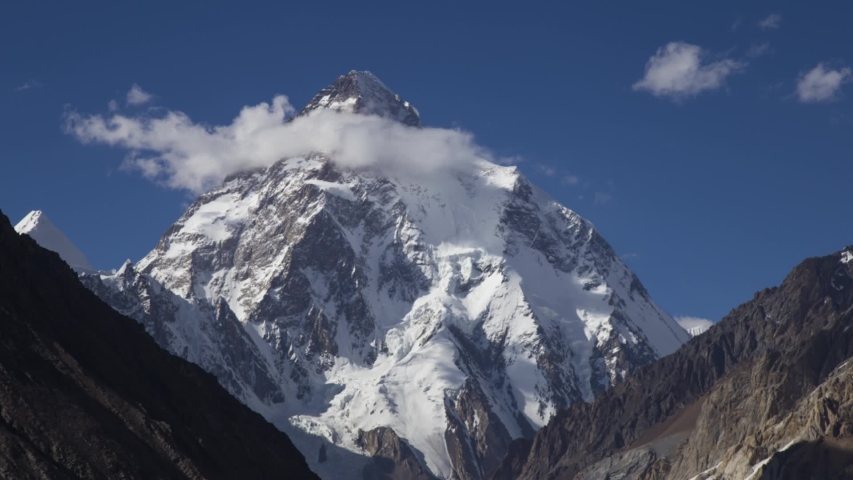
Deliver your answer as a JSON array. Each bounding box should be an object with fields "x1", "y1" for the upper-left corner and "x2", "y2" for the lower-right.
[
  {"x1": 492, "y1": 246, "x2": 853, "y2": 480},
  {"x1": 0, "y1": 209, "x2": 318, "y2": 479}
]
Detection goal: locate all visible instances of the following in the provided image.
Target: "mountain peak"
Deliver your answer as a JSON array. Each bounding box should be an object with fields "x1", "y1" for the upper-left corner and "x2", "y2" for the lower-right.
[
  {"x1": 14, "y1": 209, "x2": 45, "y2": 230},
  {"x1": 299, "y1": 70, "x2": 420, "y2": 126},
  {"x1": 108, "y1": 149, "x2": 687, "y2": 478},
  {"x1": 14, "y1": 210, "x2": 94, "y2": 272}
]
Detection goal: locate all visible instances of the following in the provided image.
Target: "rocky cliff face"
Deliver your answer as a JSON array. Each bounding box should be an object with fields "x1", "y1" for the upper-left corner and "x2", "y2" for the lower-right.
[
  {"x1": 76, "y1": 71, "x2": 689, "y2": 479},
  {"x1": 492, "y1": 247, "x2": 853, "y2": 480},
  {"x1": 0, "y1": 210, "x2": 318, "y2": 480},
  {"x1": 358, "y1": 427, "x2": 438, "y2": 480}
]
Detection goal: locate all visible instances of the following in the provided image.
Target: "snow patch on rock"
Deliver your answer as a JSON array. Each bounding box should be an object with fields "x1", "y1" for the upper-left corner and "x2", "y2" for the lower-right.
[{"x1": 15, "y1": 210, "x2": 95, "y2": 272}]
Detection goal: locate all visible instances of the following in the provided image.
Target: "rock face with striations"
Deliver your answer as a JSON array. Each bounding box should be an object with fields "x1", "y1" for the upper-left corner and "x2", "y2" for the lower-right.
[
  {"x1": 68, "y1": 70, "x2": 689, "y2": 479},
  {"x1": 491, "y1": 247, "x2": 853, "y2": 480},
  {"x1": 358, "y1": 427, "x2": 438, "y2": 480},
  {"x1": 0, "y1": 210, "x2": 318, "y2": 480}
]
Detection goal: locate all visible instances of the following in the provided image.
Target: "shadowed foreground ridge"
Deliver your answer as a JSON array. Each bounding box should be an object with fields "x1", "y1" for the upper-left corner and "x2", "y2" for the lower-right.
[
  {"x1": 492, "y1": 247, "x2": 853, "y2": 480},
  {"x1": 0, "y1": 209, "x2": 319, "y2": 480}
]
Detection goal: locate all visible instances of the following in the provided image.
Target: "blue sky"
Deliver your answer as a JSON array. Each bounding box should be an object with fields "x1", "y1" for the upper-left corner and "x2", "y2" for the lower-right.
[{"x1": 1, "y1": 0, "x2": 851, "y2": 324}]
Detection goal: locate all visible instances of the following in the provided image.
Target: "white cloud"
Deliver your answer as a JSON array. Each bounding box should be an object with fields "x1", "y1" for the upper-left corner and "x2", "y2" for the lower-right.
[
  {"x1": 495, "y1": 155, "x2": 523, "y2": 166},
  {"x1": 537, "y1": 164, "x2": 556, "y2": 176},
  {"x1": 757, "y1": 13, "x2": 782, "y2": 30},
  {"x1": 632, "y1": 42, "x2": 746, "y2": 101},
  {"x1": 108, "y1": 99, "x2": 119, "y2": 112},
  {"x1": 676, "y1": 316, "x2": 714, "y2": 335},
  {"x1": 561, "y1": 174, "x2": 580, "y2": 186},
  {"x1": 14, "y1": 80, "x2": 42, "y2": 91},
  {"x1": 126, "y1": 84, "x2": 153, "y2": 106},
  {"x1": 795, "y1": 63, "x2": 852, "y2": 103},
  {"x1": 745, "y1": 42, "x2": 771, "y2": 58},
  {"x1": 730, "y1": 16, "x2": 742, "y2": 31},
  {"x1": 65, "y1": 95, "x2": 516, "y2": 193},
  {"x1": 593, "y1": 192, "x2": 613, "y2": 205}
]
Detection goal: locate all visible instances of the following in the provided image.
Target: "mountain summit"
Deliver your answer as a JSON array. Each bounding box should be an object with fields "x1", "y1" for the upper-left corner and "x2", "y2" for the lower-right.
[
  {"x1": 80, "y1": 72, "x2": 690, "y2": 479},
  {"x1": 299, "y1": 70, "x2": 421, "y2": 126},
  {"x1": 15, "y1": 210, "x2": 94, "y2": 272}
]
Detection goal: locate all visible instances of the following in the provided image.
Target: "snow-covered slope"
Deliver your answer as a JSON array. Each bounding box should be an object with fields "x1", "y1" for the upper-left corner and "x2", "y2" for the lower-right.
[
  {"x1": 685, "y1": 325, "x2": 709, "y2": 337},
  {"x1": 676, "y1": 317, "x2": 713, "y2": 337},
  {"x1": 82, "y1": 71, "x2": 690, "y2": 480},
  {"x1": 15, "y1": 210, "x2": 94, "y2": 272}
]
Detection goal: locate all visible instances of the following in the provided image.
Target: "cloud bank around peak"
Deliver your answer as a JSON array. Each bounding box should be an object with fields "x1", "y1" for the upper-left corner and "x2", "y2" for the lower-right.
[
  {"x1": 633, "y1": 42, "x2": 745, "y2": 102},
  {"x1": 65, "y1": 94, "x2": 512, "y2": 193}
]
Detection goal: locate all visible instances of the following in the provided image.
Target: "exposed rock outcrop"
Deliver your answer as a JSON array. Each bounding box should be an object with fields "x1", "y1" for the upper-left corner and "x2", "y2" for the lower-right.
[
  {"x1": 358, "y1": 427, "x2": 437, "y2": 480},
  {"x1": 492, "y1": 247, "x2": 853, "y2": 480}
]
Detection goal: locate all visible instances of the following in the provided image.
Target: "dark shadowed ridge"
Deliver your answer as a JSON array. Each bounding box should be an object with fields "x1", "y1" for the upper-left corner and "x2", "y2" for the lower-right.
[
  {"x1": 491, "y1": 246, "x2": 853, "y2": 480},
  {"x1": 0, "y1": 209, "x2": 320, "y2": 480}
]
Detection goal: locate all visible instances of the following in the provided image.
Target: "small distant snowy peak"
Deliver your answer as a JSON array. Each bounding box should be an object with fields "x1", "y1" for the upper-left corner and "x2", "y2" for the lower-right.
[
  {"x1": 685, "y1": 325, "x2": 710, "y2": 337},
  {"x1": 14, "y1": 210, "x2": 95, "y2": 272},
  {"x1": 841, "y1": 247, "x2": 853, "y2": 265},
  {"x1": 115, "y1": 258, "x2": 134, "y2": 276},
  {"x1": 298, "y1": 70, "x2": 421, "y2": 126},
  {"x1": 676, "y1": 316, "x2": 714, "y2": 337}
]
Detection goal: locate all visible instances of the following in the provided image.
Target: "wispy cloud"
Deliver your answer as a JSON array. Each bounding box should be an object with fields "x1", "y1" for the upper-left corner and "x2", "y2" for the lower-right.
[
  {"x1": 107, "y1": 100, "x2": 119, "y2": 112},
  {"x1": 64, "y1": 95, "x2": 518, "y2": 193},
  {"x1": 829, "y1": 111, "x2": 853, "y2": 127},
  {"x1": 126, "y1": 84, "x2": 153, "y2": 106},
  {"x1": 14, "y1": 80, "x2": 43, "y2": 92},
  {"x1": 621, "y1": 252, "x2": 639, "y2": 259},
  {"x1": 561, "y1": 174, "x2": 580, "y2": 186},
  {"x1": 593, "y1": 192, "x2": 613, "y2": 205},
  {"x1": 730, "y1": 16, "x2": 742, "y2": 32},
  {"x1": 745, "y1": 42, "x2": 772, "y2": 58},
  {"x1": 760, "y1": 81, "x2": 786, "y2": 98},
  {"x1": 495, "y1": 155, "x2": 523, "y2": 166},
  {"x1": 537, "y1": 164, "x2": 556, "y2": 176},
  {"x1": 795, "y1": 63, "x2": 852, "y2": 103},
  {"x1": 757, "y1": 13, "x2": 782, "y2": 30},
  {"x1": 632, "y1": 42, "x2": 746, "y2": 102}
]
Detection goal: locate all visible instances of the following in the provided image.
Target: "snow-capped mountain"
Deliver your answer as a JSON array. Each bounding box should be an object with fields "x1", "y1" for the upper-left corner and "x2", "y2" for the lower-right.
[
  {"x1": 15, "y1": 210, "x2": 94, "y2": 272},
  {"x1": 676, "y1": 317, "x2": 713, "y2": 337},
  {"x1": 684, "y1": 325, "x2": 709, "y2": 337},
  {"x1": 78, "y1": 71, "x2": 690, "y2": 479}
]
